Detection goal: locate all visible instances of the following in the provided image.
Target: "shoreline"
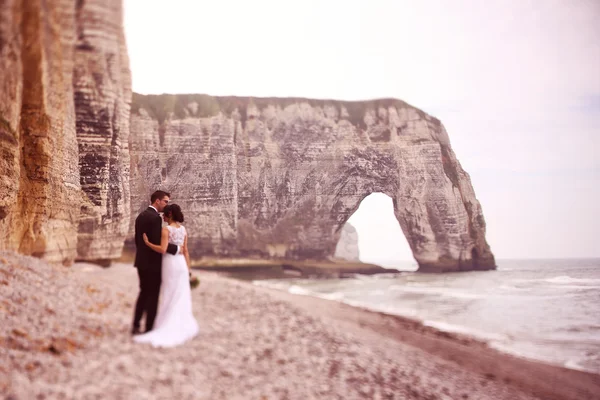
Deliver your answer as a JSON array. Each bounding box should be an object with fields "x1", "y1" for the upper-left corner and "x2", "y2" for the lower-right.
[
  {"x1": 2, "y1": 252, "x2": 599, "y2": 399},
  {"x1": 244, "y1": 276, "x2": 600, "y2": 400},
  {"x1": 250, "y1": 276, "x2": 597, "y2": 374}
]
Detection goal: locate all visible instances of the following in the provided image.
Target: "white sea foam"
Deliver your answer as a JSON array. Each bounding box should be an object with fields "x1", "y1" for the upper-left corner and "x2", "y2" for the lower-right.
[
  {"x1": 563, "y1": 359, "x2": 589, "y2": 372},
  {"x1": 340, "y1": 299, "x2": 420, "y2": 318},
  {"x1": 543, "y1": 276, "x2": 600, "y2": 285},
  {"x1": 252, "y1": 280, "x2": 292, "y2": 291},
  {"x1": 499, "y1": 283, "x2": 600, "y2": 293},
  {"x1": 489, "y1": 341, "x2": 600, "y2": 373},
  {"x1": 288, "y1": 285, "x2": 312, "y2": 296},
  {"x1": 320, "y1": 291, "x2": 345, "y2": 300},
  {"x1": 488, "y1": 342, "x2": 546, "y2": 363},
  {"x1": 390, "y1": 285, "x2": 484, "y2": 299},
  {"x1": 498, "y1": 284, "x2": 523, "y2": 292},
  {"x1": 423, "y1": 320, "x2": 507, "y2": 342},
  {"x1": 369, "y1": 289, "x2": 387, "y2": 296},
  {"x1": 279, "y1": 285, "x2": 347, "y2": 301}
]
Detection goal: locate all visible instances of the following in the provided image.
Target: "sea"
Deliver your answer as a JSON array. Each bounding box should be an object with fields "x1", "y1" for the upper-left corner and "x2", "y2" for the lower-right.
[{"x1": 252, "y1": 258, "x2": 600, "y2": 373}]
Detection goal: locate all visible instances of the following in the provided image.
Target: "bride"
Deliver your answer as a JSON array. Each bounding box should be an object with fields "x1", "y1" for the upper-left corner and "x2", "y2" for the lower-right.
[{"x1": 133, "y1": 203, "x2": 199, "y2": 347}]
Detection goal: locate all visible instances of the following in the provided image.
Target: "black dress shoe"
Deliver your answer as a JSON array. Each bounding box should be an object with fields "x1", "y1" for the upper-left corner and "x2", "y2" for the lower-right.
[{"x1": 131, "y1": 327, "x2": 143, "y2": 335}]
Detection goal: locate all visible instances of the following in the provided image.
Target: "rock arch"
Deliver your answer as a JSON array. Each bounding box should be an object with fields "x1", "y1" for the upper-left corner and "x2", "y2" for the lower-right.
[{"x1": 129, "y1": 95, "x2": 496, "y2": 272}]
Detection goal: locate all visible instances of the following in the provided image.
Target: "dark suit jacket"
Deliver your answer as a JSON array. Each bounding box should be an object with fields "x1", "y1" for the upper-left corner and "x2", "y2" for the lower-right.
[{"x1": 134, "y1": 207, "x2": 177, "y2": 269}]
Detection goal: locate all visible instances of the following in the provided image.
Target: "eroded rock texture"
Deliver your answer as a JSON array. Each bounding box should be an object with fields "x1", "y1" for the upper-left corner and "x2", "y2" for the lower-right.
[
  {"x1": 0, "y1": 0, "x2": 130, "y2": 265},
  {"x1": 0, "y1": 0, "x2": 80, "y2": 263},
  {"x1": 129, "y1": 95, "x2": 495, "y2": 272},
  {"x1": 73, "y1": 0, "x2": 131, "y2": 262},
  {"x1": 334, "y1": 223, "x2": 360, "y2": 262}
]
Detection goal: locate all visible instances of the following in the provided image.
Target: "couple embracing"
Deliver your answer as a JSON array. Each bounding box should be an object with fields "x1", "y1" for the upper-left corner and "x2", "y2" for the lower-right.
[{"x1": 131, "y1": 190, "x2": 199, "y2": 347}]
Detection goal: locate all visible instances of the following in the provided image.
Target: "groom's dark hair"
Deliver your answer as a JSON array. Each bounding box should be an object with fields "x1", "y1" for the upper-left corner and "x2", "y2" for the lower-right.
[
  {"x1": 164, "y1": 204, "x2": 184, "y2": 223},
  {"x1": 150, "y1": 190, "x2": 170, "y2": 203}
]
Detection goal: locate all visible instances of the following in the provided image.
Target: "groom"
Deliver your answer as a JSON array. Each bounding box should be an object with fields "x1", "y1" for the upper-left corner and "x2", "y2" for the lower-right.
[{"x1": 132, "y1": 190, "x2": 180, "y2": 335}]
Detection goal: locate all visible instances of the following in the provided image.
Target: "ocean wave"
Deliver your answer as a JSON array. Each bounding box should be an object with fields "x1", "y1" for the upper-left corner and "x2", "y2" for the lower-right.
[
  {"x1": 564, "y1": 355, "x2": 600, "y2": 373},
  {"x1": 288, "y1": 285, "x2": 313, "y2": 296},
  {"x1": 543, "y1": 276, "x2": 600, "y2": 285},
  {"x1": 339, "y1": 299, "x2": 420, "y2": 318},
  {"x1": 286, "y1": 285, "x2": 347, "y2": 301},
  {"x1": 423, "y1": 320, "x2": 507, "y2": 341},
  {"x1": 489, "y1": 341, "x2": 600, "y2": 374},
  {"x1": 563, "y1": 359, "x2": 593, "y2": 372},
  {"x1": 369, "y1": 289, "x2": 388, "y2": 296},
  {"x1": 528, "y1": 335, "x2": 600, "y2": 346},
  {"x1": 551, "y1": 285, "x2": 600, "y2": 290},
  {"x1": 390, "y1": 285, "x2": 484, "y2": 299},
  {"x1": 499, "y1": 284, "x2": 600, "y2": 293},
  {"x1": 320, "y1": 291, "x2": 346, "y2": 300},
  {"x1": 252, "y1": 280, "x2": 292, "y2": 291},
  {"x1": 488, "y1": 342, "x2": 559, "y2": 364}
]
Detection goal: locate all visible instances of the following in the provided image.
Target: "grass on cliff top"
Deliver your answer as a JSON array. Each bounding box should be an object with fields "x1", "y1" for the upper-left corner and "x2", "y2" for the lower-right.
[{"x1": 131, "y1": 93, "x2": 439, "y2": 129}]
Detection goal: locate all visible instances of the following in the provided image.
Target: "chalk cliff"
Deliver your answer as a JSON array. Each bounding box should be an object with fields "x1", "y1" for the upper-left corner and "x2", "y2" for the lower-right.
[
  {"x1": 0, "y1": 0, "x2": 80, "y2": 263},
  {"x1": 73, "y1": 0, "x2": 131, "y2": 264},
  {"x1": 128, "y1": 95, "x2": 495, "y2": 272},
  {"x1": 0, "y1": 1, "x2": 494, "y2": 272},
  {"x1": 0, "y1": 0, "x2": 130, "y2": 265}
]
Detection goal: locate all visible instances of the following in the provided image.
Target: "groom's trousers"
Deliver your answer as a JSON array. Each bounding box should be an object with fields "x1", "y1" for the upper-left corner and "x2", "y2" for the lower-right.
[{"x1": 133, "y1": 265, "x2": 161, "y2": 332}]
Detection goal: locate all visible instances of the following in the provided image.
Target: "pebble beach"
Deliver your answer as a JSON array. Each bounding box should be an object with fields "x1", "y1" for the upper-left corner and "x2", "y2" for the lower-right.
[{"x1": 1, "y1": 251, "x2": 599, "y2": 400}]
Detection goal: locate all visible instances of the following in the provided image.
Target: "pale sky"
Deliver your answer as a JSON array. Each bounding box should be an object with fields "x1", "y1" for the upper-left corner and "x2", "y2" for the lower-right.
[{"x1": 124, "y1": 0, "x2": 600, "y2": 262}]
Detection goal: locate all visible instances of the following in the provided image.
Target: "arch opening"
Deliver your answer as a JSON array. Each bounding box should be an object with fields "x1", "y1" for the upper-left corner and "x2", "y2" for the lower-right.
[{"x1": 334, "y1": 193, "x2": 417, "y2": 271}]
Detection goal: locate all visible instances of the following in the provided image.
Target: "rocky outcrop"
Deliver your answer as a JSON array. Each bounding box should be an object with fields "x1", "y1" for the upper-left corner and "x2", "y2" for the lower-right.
[
  {"x1": 129, "y1": 95, "x2": 495, "y2": 272},
  {"x1": 0, "y1": 0, "x2": 130, "y2": 265},
  {"x1": 334, "y1": 223, "x2": 360, "y2": 262}
]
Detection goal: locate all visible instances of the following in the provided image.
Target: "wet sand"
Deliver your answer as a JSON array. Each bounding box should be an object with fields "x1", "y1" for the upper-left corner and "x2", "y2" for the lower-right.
[{"x1": 1, "y1": 251, "x2": 599, "y2": 399}]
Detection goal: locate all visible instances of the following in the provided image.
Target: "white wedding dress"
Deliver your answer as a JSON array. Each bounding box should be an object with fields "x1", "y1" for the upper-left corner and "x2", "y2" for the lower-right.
[{"x1": 134, "y1": 225, "x2": 199, "y2": 347}]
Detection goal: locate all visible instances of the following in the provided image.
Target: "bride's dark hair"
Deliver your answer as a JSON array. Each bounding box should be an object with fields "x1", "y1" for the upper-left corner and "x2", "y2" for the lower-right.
[{"x1": 163, "y1": 204, "x2": 184, "y2": 223}]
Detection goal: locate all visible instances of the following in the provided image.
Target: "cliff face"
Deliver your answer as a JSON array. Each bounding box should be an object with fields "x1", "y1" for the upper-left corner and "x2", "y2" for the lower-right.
[
  {"x1": 73, "y1": 0, "x2": 131, "y2": 263},
  {"x1": 129, "y1": 94, "x2": 495, "y2": 272},
  {"x1": 0, "y1": 0, "x2": 130, "y2": 265},
  {"x1": 0, "y1": 0, "x2": 80, "y2": 263}
]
